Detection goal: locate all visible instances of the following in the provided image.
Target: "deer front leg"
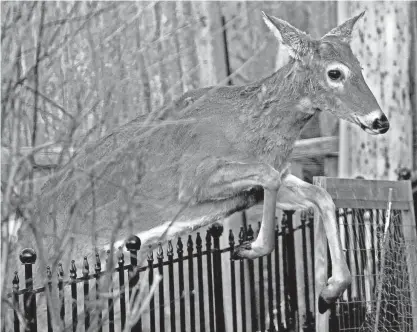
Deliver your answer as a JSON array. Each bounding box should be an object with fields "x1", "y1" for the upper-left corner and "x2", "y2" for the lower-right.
[
  {"x1": 276, "y1": 174, "x2": 351, "y2": 312},
  {"x1": 179, "y1": 157, "x2": 288, "y2": 259}
]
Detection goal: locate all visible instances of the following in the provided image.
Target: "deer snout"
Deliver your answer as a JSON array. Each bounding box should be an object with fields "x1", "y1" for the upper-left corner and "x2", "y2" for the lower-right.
[
  {"x1": 371, "y1": 114, "x2": 389, "y2": 134},
  {"x1": 357, "y1": 111, "x2": 390, "y2": 135}
]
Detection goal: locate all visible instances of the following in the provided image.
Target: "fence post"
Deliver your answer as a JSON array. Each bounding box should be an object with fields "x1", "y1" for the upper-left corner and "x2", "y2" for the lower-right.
[
  {"x1": 126, "y1": 235, "x2": 141, "y2": 332},
  {"x1": 20, "y1": 248, "x2": 37, "y2": 332},
  {"x1": 209, "y1": 222, "x2": 226, "y2": 332}
]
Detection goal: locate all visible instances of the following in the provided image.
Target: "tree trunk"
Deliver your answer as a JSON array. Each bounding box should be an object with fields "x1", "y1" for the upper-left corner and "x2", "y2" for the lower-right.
[{"x1": 338, "y1": 1, "x2": 414, "y2": 180}]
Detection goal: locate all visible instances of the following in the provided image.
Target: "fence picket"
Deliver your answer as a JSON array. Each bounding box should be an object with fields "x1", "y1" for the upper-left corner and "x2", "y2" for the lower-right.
[
  {"x1": 12, "y1": 271, "x2": 20, "y2": 332},
  {"x1": 229, "y1": 229, "x2": 237, "y2": 332},
  {"x1": 118, "y1": 248, "x2": 126, "y2": 331},
  {"x1": 210, "y1": 223, "x2": 226, "y2": 332},
  {"x1": 247, "y1": 224, "x2": 258, "y2": 331},
  {"x1": 20, "y1": 249, "x2": 37, "y2": 332},
  {"x1": 157, "y1": 243, "x2": 165, "y2": 332},
  {"x1": 177, "y1": 238, "x2": 186, "y2": 332},
  {"x1": 196, "y1": 232, "x2": 205, "y2": 332},
  {"x1": 106, "y1": 250, "x2": 115, "y2": 332},
  {"x1": 187, "y1": 235, "x2": 196, "y2": 332},
  {"x1": 126, "y1": 235, "x2": 141, "y2": 332},
  {"x1": 94, "y1": 252, "x2": 102, "y2": 332},
  {"x1": 238, "y1": 226, "x2": 247, "y2": 332},
  {"x1": 266, "y1": 248, "x2": 275, "y2": 332},
  {"x1": 206, "y1": 229, "x2": 215, "y2": 332},
  {"x1": 82, "y1": 257, "x2": 90, "y2": 331},
  {"x1": 57, "y1": 263, "x2": 64, "y2": 330},
  {"x1": 257, "y1": 221, "x2": 266, "y2": 332},
  {"x1": 147, "y1": 246, "x2": 155, "y2": 332},
  {"x1": 285, "y1": 211, "x2": 299, "y2": 331},
  {"x1": 45, "y1": 267, "x2": 52, "y2": 332},
  {"x1": 69, "y1": 260, "x2": 77, "y2": 332},
  {"x1": 301, "y1": 211, "x2": 314, "y2": 331},
  {"x1": 167, "y1": 241, "x2": 176, "y2": 332},
  {"x1": 275, "y1": 222, "x2": 284, "y2": 330}
]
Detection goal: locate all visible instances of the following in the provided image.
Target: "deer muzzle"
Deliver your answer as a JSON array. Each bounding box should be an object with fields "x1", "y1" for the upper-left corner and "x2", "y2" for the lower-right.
[{"x1": 357, "y1": 111, "x2": 390, "y2": 135}]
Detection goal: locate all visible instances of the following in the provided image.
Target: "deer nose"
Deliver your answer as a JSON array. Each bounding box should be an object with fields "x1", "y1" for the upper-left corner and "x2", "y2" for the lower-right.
[{"x1": 372, "y1": 114, "x2": 389, "y2": 133}]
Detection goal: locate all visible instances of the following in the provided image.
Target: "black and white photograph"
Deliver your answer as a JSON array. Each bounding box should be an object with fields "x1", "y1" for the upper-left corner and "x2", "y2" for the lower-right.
[{"x1": 1, "y1": 1, "x2": 417, "y2": 331}]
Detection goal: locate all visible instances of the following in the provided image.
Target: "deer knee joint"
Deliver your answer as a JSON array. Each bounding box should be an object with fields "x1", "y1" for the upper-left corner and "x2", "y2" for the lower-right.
[{"x1": 314, "y1": 187, "x2": 335, "y2": 215}]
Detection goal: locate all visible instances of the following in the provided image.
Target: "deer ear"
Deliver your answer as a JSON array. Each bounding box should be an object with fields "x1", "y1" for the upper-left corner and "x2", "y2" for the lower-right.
[
  {"x1": 323, "y1": 11, "x2": 365, "y2": 43},
  {"x1": 262, "y1": 11, "x2": 313, "y2": 60}
]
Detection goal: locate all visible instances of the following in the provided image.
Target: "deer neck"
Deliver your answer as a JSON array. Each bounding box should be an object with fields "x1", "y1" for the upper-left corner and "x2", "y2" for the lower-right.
[{"x1": 241, "y1": 60, "x2": 319, "y2": 165}]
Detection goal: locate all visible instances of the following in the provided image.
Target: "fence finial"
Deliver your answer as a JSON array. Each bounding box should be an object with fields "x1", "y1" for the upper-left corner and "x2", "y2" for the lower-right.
[
  {"x1": 238, "y1": 226, "x2": 246, "y2": 244},
  {"x1": 229, "y1": 229, "x2": 235, "y2": 247},
  {"x1": 70, "y1": 260, "x2": 77, "y2": 279},
  {"x1": 118, "y1": 246, "x2": 124, "y2": 266},
  {"x1": 157, "y1": 243, "x2": 163, "y2": 260},
  {"x1": 95, "y1": 251, "x2": 101, "y2": 274},
  {"x1": 208, "y1": 222, "x2": 224, "y2": 238},
  {"x1": 147, "y1": 245, "x2": 154, "y2": 261},
  {"x1": 19, "y1": 248, "x2": 37, "y2": 264},
  {"x1": 126, "y1": 235, "x2": 141, "y2": 251},
  {"x1": 12, "y1": 271, "x2": 19, "y2": 288},
  {"x1": 46, "y1": 266, "x2": 52, "y2": 281},
  {"x1": 83, "y1": 256, "x2": 89, "y2": 277},
  {"x1": 247, "y1": 224, "x2": 254, "y2": 241},
  {"x1": 187, "y1": 235, "x2": 193, "y2": 254},
  {"x1": 177, "y1": 237, "x2": 183, "y2": 254},
  {"x1": 167, "y1": 240, "x2": 174, "y2": 256},
  {"x1": 196, "y1": 232, "x2": 202, "y2": 249},
  {"x1": 58, "y1": 263, "x2": 64, "y2": 280}
]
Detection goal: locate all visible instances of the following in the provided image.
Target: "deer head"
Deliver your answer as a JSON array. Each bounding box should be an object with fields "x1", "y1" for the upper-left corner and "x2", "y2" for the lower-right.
[{"x1": 262, "y1": 11, "x2": 389, "y2": 135}]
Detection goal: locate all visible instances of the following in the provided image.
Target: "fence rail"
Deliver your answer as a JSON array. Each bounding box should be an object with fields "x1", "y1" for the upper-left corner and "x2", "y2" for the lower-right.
[{"x1": 5, "y1": 211, "x2": 315, "y2": 332}]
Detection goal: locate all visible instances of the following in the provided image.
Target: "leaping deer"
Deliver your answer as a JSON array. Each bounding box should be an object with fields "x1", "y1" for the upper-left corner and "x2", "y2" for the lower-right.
[{"x1": 30, "y1": 11, "x2": 389, "y2": 312}]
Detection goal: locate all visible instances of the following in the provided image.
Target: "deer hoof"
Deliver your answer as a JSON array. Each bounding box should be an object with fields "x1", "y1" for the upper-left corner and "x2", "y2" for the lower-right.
[
  {"x1": 232, "y1": 241, "x2": 270, "y2": 260},
  {"x1": 318, "y1": 294, "x2": 335, "y2": 314},
  {"x1": 231, "y1": 241, "x2": 253, "y2": 260}
]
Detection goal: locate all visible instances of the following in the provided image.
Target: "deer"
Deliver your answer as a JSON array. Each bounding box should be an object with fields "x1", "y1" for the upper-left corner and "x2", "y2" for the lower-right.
[{"x1": 23, "y1": 11, "x2": 389, "y2": 313}]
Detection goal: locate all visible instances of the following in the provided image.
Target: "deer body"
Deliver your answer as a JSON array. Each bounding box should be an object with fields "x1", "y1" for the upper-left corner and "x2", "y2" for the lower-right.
[{"x1": 27, "y1": 11, "x2": 390, "y2": 312}]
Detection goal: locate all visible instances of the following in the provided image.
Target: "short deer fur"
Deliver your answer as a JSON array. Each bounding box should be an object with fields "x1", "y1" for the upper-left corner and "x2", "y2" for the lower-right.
[{"x1": 30, "y1": 11, "x2": 389, "y2": 311}]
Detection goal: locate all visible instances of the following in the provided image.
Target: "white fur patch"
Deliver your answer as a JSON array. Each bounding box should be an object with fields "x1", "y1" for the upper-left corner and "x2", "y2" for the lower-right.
[{"x1": 326, "y1": 62, "x2": 350, "y2": 89}]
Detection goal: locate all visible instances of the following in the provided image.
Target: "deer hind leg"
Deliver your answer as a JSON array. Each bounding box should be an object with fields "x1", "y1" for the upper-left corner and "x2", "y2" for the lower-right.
[
  {"x1": 178, "y1": 158, "x2": 288, "y2": 259},
  {"x1": 276, "y1": 174, "x2": 351, "y2": 312}
]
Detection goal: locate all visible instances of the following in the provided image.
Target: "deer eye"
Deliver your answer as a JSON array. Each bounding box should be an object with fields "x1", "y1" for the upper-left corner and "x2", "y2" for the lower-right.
[{"x1": 328, "y1": 69, "x2": 342, "y2": 80}]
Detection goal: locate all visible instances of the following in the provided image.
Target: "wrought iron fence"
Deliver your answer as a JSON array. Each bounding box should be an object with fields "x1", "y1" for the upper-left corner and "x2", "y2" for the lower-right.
[{"x1": 6, "y1": 210, "x2": 315, "y2": 332}]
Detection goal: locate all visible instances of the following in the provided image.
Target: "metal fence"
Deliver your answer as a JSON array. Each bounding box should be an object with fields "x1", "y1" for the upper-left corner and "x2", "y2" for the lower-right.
[{"x1": 5, "y1": 210, "x2": 315, "y2": 332}]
